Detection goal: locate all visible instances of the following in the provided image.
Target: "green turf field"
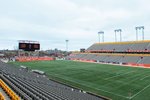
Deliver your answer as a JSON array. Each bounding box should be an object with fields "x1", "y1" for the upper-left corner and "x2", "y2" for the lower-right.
[{"x1": 11, "y1": 60, "x2": 150, "y2": 100}]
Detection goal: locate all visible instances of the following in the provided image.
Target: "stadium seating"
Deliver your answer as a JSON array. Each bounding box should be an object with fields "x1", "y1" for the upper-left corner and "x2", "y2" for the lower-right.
[
  {"x1": 139, "y1": 56, "x2": 150, "y2": 64},
  {"x1": 66, "y1": 40, "x2": 150, "y2": 67},
  {"x1": 87, "y1": 40, "x2": 150, "y2": 53},
  {"x1": 0, "y1": 61, "x2": 105, "y2": 100},
  {"x1": 0, "y1": 79, "x2": 20, "y2": 100},
  {"x1": 67, "y1": 53, "x2": 150, "y2": 67}
]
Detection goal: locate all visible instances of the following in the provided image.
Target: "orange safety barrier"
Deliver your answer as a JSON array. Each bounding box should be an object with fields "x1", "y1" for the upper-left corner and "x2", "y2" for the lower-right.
[
  {"x1": 16, "y1": 56, "x2": 54, "y2": 62},
  {"x1": 122, "y1": 63, "x2": 150, "y2": 68},
  {"x1": 137, "y1": 64, "x2": 150, "y2": 67},
  {"x1": 0, "y1": 79, "x2": 20, "y2": 100},
  {"x1": 0, "y1": 93, "x2": 5, "y2": 100},
  {"x1": 127, "y1": 63, "x2": 138, "y2": 66}
]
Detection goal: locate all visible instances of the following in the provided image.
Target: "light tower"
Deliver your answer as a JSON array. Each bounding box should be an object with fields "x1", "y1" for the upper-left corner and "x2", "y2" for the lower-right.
[
  {"x1": 114, "y1": 30, "x2": 117, "y2": 42},
  {"x1": 65, "y1": 39, "x2": 69, "y2": 52},
  {"x1": 114, "y1": 29, "x2": 122, "y2": 42},
  {"x1": 141, "y1": 26, "x2": 144, "y2": 40},
  {"x1": 98, "y1": 31, "x2": 104, "y2": 43},
  {"x1": 119, "y1": 29, "x2": 122, "y2": 42},
  {"x1": 135, "y1": 27, "x2": 138, "y2": 41},
  {"x1": 135, "y1": 26, "x2": 144, "y2": 41}
]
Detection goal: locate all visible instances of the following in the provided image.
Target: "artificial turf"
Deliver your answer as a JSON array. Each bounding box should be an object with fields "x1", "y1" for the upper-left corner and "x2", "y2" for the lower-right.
[{"x1": 11, "y1": 60, "x2": 150, "y2": 100}]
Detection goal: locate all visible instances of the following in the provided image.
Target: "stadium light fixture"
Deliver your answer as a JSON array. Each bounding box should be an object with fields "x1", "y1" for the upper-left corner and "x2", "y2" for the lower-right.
[
  {"x1": 119, "y1": 29, "x2": 122, "y2": 42},
  {"x1": 98, "y1": 31, "x2": 104, "y2": 43},
  {"x1": 98, "y1": 32, "x2": 100, "y2": 43},
  {"x1": 135, "y1": 27, "x2": 138, "y2": 41},
  {"x1": 141, "y1": 26, "x2": 144, "y2": 40},
  {"x1": 135, "y1": 26, "x2": 144, "y2": 41},
  {"x1": 114, "y1": 30, "x2": 117, "y2": 42},
  {"x1": 114, "y1": 29, "x2": 122, "y2": 42}
]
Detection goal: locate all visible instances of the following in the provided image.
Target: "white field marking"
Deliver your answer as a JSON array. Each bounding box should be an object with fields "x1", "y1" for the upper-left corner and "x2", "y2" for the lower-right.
[
  {"x1": 95, "y1": 87, "x2": 128, "y2": 99},
  {"x1": 105, "y1": 71, "x2": 136, "y2": 80},
  {"x1": 129, "y1": 82, "x2": 150, "y2": 99},
  {"x1": 102, "y1": 70, "x2": 150, "y2": 99},
  {"x1": 101, "y1": 71, "x2": 150, "y2": 99},
  {"x1": 97, "y1": 71, "x2": 147, "y2": 98},
  {"x1": 101, "y1": 66, "x2": 131, "y2": 79},
  {"x1": 103, "y1": 69, "x2": 149, "y2": 88},
  {"x1": 97, "y1": 70, "x2": 150, "y2": 99},
  {"x1": 140, "y1": 74, "x2": 150, "y2": 80},
  {"x1": 108, "y1": 75, "x2": 145, "y2": 92}
]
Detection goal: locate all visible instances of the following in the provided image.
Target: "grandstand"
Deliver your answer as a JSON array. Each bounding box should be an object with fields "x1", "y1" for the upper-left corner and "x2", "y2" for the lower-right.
[
  {"x1": 87, "y1": 40, "x2": 150, "y2": 53},
  {"x1": 67, "y1": 40, "x2": 150, "y2": 67},
  {"x1": 0, "y1": 61, "x2": 106, "y2": 100}
]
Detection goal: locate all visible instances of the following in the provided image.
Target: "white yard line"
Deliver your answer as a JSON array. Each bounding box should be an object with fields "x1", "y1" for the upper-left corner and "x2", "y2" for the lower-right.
[
  {"x1": 103, "y1": 70, "x2": 149, "y2": 91},
  {"x1": 105, "y1": 69, "x2": 150, "y2": 96},
  {"x1": 105, "y1": 71, "x2": 136, "y2": 80},
  {"x1": 95, "y1": 87, "x2": 128, "y2": 99},
  {"x1": 140, "y1": 74, "x2": 150, "y2": 80},
  {"x1": 100, "y1": 70, "x2": 150, "y2": 99},
  {"x1": 129, "y1": 83, "x2": 150, "y2": 99}
]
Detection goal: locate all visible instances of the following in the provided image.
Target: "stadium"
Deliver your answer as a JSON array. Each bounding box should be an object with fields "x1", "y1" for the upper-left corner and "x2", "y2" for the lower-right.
[
  {"x1": 1, "y1": 38, "x2": 150, "y2": 100},
  {"x1": 1, "y1": 0, "x2": 150, "y2": 100}
]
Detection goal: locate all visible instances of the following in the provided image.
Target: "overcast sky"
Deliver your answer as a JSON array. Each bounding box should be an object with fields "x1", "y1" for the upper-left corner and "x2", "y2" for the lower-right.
[{"x1": 0, "y1": 0, "x2": 150, "y2": 51}]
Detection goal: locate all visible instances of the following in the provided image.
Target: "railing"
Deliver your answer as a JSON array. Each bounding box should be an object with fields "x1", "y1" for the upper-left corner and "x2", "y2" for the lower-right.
[
  {"x1": 0, "y1": 79, "x2": 20, "y2": 100},
  {"x1": 0, "y1": 93, "x2": 5, "y2": 100}
]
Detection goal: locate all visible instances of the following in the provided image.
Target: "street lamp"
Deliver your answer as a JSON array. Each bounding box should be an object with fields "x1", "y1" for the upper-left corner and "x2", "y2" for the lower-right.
[{"x1": 98, "y1": 31, "x2": 104, "y2": 43}]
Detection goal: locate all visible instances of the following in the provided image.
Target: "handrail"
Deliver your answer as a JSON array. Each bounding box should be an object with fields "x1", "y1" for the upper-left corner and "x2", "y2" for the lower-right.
[
  {"x1": 0, "y1": 93, "x2": 5, "y2": 100},
  {"x1": 0, "y1": 79, "x2": 20, "y2": 100}
]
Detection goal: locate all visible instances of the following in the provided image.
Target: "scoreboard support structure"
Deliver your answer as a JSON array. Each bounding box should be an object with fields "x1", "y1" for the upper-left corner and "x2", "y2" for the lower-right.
[{"x1": 18, "y1": 40, "x2": 40, "y2": 57}]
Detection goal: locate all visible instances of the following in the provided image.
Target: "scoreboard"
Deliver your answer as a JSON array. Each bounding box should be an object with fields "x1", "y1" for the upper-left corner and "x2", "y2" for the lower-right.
[
  {"x1": 19, "y1": 40, "x2": 40, "y2": 51},
  {"x1": 80, "y1": 48, "x2": 85, "y2": 52}
]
